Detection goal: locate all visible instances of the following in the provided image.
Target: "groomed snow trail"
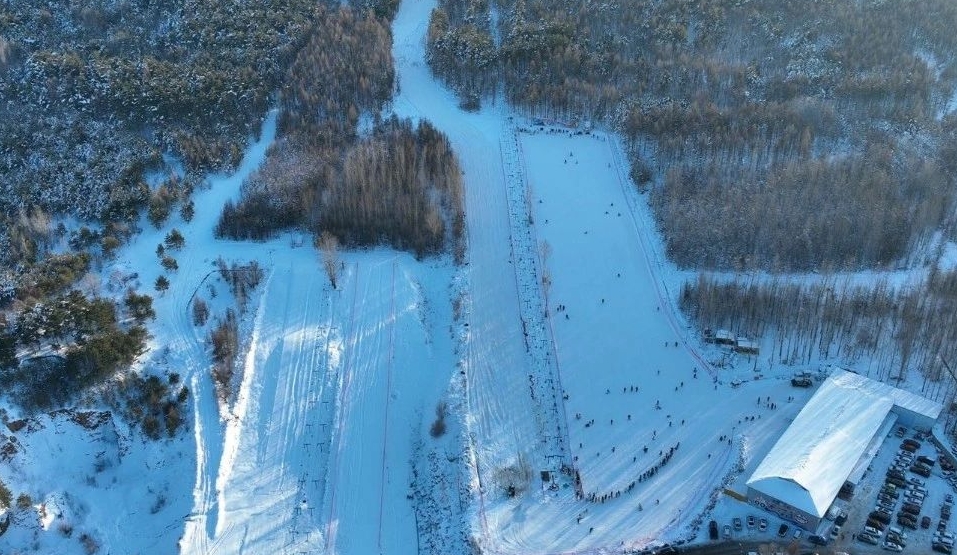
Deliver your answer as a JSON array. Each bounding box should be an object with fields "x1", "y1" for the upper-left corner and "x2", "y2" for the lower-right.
[
  {"x1": 392, "y1": 0, "x2": 548, "y2": 544},
  {"x1": 188, "y1": 256, "x2": 336, "y2": 554},
  {"x1": 179, "y1": 246, "x2": 454, "y2": 555},
  {"x1": 165, "y1": 40, "x2": 459, "y2": 555}
]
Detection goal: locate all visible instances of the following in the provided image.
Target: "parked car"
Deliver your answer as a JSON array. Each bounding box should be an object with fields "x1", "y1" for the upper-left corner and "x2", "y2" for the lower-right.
[
  {"x1": 746, "y1": 515, "x2": 755, "y2": 529},
  {"x1": 881, "y1": 540, "x2": 903, "y2": 552},
  {"x1": 886, "y1": 532, "x2": 906, "y2": 547},
  {"x1": 830, "y1": 525, "x2": 841, "y2": 538},
  {"x1": 870, "y1": 511, "x2": 891, "y2": 524},
  {"x1": 863, "y1": 525, "x2": 882, "y2": 536},
  {"x1": 934, "y1": 543, "x2": 954, "y2": 554},
  {"x1": 777, "y1": 523, "x2": 789, "y2": 537},
  {"x1": 901, "y1": 503, "x2": 920, "y2": 515},
  {"x1": 912, "y1": 464, "x2": 932, "y2": 477},
  {"x1": 835, "y1": 511, "x2": 848, "y2": 526},
  {"x1": 897, "y1": 517, "x2": 917, "y2": 530},
  {"x1": 899, "y1": 512, "x2": 918, "y2": 523},
  {"x1": 924, "y1": 516, "x2": 934, "y2": 529},
  {"x1": 866, "y1": 519, "x2": 885, "y2": 531},
  {"x1": 709, "y1": 520, "x2": 718, "y2": 540},
  {"x1": 857, "y1": 533, "x2": 879, "y2": 545},
  {"x1": 722, "y1": 524, "x2": 731, "y2": 539},
  {"x1": 759, "y1": 518, "x2": 768, "y2": 531},
  {"x1": 808, "y1": 534, "x2": 828, "y2": 546},
  {"x1": 792, "y1": 529, "x2": 802, "y2": 540},
  {"x1": 918, "y1": 455, "x2": 937, "y2": 466},
  {"x1": 733, "y1": 517, "x2": 742, "y2": 531}
]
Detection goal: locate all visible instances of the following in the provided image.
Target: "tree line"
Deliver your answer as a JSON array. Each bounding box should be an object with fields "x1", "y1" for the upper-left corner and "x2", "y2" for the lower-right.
[
  {"x1": 650, "y1": 145, "x2": 953, "y2": 271},
  {"x1": 680, "y1": 266, "x2": 957, "y2": 396},
  {"x1": 321, "y1": 118, "x2": 465, "y2": 259}
]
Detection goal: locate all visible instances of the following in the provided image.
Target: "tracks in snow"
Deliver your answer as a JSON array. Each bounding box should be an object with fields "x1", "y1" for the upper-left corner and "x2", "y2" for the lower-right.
[
  {"x1": 323, "y1": 258, "x2": 401, "y2": 555},
  {"x1": 323, "y1": 262, "x2": 362, "y2": 554},
  {"x1": 606, "y1": 136, "x2": 716, "y2": 381}
]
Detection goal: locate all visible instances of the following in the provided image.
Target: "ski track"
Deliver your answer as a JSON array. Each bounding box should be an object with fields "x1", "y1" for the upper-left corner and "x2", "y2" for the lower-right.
[
  {"x1": 377, "y1": 259, "x2": 398, "y2": 552},
  {"x1": 323, "y1": 262, "x2": 362, "y2": 554}
]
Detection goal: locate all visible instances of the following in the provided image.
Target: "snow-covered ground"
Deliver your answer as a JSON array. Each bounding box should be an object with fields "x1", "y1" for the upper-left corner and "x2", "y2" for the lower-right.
[
  {"x1": 178, "y1": 248, "x2": 455, "y2": 555},
  {"x1": 4, "y1": 1, "x2": 954, "y2": 554}
]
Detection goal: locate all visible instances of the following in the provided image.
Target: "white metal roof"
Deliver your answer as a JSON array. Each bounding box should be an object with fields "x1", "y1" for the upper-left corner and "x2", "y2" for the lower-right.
[{"x1": 747, "y1": 369, "x2": 941, "y2": 518}]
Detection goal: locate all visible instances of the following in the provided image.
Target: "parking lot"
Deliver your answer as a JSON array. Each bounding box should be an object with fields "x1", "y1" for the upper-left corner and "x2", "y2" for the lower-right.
[
  {"x1": 827, "y1": 426, "x2": 957, "y2": 553},
  {"x1": 708, "y1": 512, "x2": 804, "y2": 551},
  {"x1": 709, "y1": 425, "x2": 957, "y2": 555},
  {"x1": 802, "y1": 425, "x2": 957, "y2": 554}
]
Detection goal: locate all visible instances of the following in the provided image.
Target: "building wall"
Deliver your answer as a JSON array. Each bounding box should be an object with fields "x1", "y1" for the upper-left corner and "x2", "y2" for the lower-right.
[
  {"x1": 747, "y1": 488, "x2": 821, "y2": 531},
  {"x1": 891, "y1": 405, "x2": 936, "y2": 432}
]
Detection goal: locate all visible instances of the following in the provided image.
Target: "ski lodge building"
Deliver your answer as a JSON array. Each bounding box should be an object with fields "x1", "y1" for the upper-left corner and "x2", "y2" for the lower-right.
[{"x1": 746, "y1": 368, "x2": 941, "y2": 530}]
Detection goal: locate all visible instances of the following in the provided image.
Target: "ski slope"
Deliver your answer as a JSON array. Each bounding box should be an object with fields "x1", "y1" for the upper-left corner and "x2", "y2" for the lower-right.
[
  {"x1": 466, "y1": 126, "x2": 814, "y2": 553},
  {"x1": 389, "y1": 0, "x2": 811, "y2": 552},
  {"x1": 392, "y1": 0, "x2": 552, "y2": 542},
  {"x1": 177, "y1": 250, "x2": 452, "y2": 555}
]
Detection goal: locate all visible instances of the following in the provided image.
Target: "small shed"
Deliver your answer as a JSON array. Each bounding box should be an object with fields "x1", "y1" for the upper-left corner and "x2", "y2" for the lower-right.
[
  {"x1": 714, "y1": 329, "x2": 735, "y2": 345},
  {"x1": 734, "y1": 338, "x2": 760, "y2": 355}
]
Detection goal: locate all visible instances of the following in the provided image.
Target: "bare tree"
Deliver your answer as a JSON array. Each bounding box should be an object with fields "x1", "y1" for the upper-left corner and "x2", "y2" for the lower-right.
[{"x1": 316, "y1": 231, "x2": 341, "y2": 289}]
